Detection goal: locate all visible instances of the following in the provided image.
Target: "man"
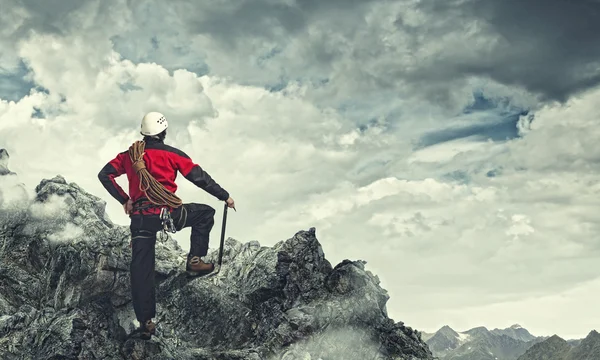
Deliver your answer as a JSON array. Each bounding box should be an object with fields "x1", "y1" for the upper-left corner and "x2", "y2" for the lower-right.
[{"x1": 98, "y1": 111, "x2": 235, "y2": 340}]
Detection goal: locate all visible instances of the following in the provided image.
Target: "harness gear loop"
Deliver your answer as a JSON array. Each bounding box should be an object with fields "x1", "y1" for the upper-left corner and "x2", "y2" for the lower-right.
[
  {"x1": 158, "y1": 230, "x2": 167, "y2": 242},
  {"x1": 160, "y1": 207, "x2": 177, "y2": 234}
]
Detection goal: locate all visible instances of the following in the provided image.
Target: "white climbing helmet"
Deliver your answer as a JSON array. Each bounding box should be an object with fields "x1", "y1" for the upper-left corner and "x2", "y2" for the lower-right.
[{"x1": 140, "y1": 111, "x2": 168, "y2": 136}]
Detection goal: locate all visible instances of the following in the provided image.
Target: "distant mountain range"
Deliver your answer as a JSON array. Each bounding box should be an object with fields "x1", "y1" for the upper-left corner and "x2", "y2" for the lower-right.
[
  {"x1": 518, "y1": 330, "x2": 600, "y2": 360},
  {"x1": 421, "y1": 324, "x2": 598, "y2": 360}
]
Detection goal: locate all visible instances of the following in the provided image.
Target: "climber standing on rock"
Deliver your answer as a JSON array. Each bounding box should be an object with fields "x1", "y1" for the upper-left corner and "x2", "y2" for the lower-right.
[{"x1": 97, "y1": 111, "x2": 235, "y2": 340}]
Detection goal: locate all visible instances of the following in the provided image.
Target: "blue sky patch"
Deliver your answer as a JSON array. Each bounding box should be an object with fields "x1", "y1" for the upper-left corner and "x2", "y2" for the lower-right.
[
  {"x1": 32, "y1": 107, "x2": 44, "y2": 119},
  {"x1": 118, "y1": 82, "x2": 143, "y2": 92},
  {"x1": 415, "y1": 92, "x2": 529, "y2": 149},
  {"x1": 441, "y1": 170, "x2": 471, "y2": 184},
  {"x1": 0, "y1": 60, "x2": 35, "y2": 102}
]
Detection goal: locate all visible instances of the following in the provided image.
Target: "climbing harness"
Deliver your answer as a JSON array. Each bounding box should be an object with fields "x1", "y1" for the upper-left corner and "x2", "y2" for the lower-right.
[{"x1": 130, "y1": 199, "x2": 177, "y2": 242}]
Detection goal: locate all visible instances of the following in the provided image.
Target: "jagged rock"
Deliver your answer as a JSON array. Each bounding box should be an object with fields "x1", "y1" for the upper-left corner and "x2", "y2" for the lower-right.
[
  {"x1": 0, "y1": 149, "x2": 9, "y2": 174},
  {"x1": 0, "y1": 175, "x2": 433, "y2": 360}
]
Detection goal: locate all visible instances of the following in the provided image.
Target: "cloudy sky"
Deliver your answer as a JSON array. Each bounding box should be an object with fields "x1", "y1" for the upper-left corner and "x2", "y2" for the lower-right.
[{"x1": 1, "y1": 0, "x2": 600, "y2": 340}]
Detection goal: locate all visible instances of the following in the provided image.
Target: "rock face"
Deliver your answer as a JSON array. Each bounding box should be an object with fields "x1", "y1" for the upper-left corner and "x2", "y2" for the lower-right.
[{"x1": 0, "y1": 173, "x2": 433, "y2": 360}]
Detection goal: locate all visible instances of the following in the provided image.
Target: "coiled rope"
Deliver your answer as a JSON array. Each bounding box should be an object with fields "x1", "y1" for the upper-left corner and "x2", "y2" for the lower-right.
[{"x1": 128, "y1": 140, "x2": 183, "y2": 208}]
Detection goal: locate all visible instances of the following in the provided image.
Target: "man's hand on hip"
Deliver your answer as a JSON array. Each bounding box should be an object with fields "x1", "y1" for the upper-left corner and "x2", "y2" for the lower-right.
[{"x1": 123, "y1": 199, "x2": 133, "y2": 215}]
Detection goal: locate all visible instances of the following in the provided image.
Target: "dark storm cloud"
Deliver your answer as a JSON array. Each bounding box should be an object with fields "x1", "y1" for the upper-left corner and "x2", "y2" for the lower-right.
[
  {"x1": 7, "y1": 0, "x2": 600, "y2": 105},
  {"x1": 14, "y1": 0, "x2": 88, "y2": 36},
  {"x1": 415, "y1": 0, "x2": 600, "y2": 103},
  {"x1": 7, "y1": 0, "x2": 130, "y2": 40},
  {"x1": 169, "y1": 0, "x2": 600, "y2": 104},
  {"x1": 171, "y1": 0, "x2": 377, "y2": 47}
]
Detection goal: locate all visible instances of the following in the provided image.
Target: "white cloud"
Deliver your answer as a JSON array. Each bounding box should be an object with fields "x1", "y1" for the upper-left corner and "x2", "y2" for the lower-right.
[
  {"x1": 47, "y1": 222, "x2": 85, "y2": 243},
  {"x1": 0, "y1": 173, "x2": 29, "y2": 210},
  {"x1": 28, "y1": 193, "x2": 70, "y2": 220}
]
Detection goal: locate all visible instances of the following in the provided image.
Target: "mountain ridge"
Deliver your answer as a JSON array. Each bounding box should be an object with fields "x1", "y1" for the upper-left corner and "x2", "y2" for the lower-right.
[
  {"x1": 423, "y1": 324, "x2": 596, "y2": 360},
  {"x1": 0, "y1": 149, "x2": 433, "y2": 360},
  {"x1": 517, "y1": 330, "x2": 599, "y2": 360}
]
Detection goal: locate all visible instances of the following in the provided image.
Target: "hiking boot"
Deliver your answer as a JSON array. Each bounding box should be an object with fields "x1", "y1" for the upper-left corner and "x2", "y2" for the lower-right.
[
  {"x1": 140, "y1": 320, "x2": 156, "y2": 340},
  {"x1": 186, "y1": 256, "x2": 215, "y2": 276}
]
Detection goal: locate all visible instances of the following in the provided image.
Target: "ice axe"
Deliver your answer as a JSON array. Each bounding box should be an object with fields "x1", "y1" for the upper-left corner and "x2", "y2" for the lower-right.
[{"x1": 211, "y1": 201, "x2": 234, "y2": 277}]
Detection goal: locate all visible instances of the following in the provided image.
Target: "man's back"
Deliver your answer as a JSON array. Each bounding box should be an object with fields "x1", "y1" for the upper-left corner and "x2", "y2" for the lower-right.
[{"x1": 98, "y1": 137, "x2": 230, "y2": 214}]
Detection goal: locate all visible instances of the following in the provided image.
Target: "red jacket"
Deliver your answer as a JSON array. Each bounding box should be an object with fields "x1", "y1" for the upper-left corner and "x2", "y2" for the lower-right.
[{"x1": 98, "y1": 138, "x2": 229, "y2": 215}]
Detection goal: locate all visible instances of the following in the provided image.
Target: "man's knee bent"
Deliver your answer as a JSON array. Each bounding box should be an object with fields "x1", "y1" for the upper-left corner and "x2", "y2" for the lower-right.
[
  {"x1": 186, "y1": 203, "x2": 215, "y2": 215},
  {"x1": 184, "y1": 203, "x2": 215, "y2": 229},
  {"x1": 187, "y1": 203, "x2": 215, "y2": 222}
]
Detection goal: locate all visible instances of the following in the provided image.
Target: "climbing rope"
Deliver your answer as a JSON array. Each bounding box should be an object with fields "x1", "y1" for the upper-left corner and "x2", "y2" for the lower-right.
[{"x1": 128, "y1": 140, "x2": 183, "y2": 208}]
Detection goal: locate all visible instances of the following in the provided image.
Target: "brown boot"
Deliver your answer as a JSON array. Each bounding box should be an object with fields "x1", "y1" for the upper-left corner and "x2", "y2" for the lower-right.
[
  {"x1": 186, "y1": 256, "x2": 215, "y2": 276},
  {"x1": 140, "y1": 319, "x2": 155, "y2": 340}
]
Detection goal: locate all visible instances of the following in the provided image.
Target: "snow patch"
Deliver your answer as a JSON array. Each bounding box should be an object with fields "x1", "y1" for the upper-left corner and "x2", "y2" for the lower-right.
[{"x1": 457, "y1": 332, "x2": 471, "y2": 343}]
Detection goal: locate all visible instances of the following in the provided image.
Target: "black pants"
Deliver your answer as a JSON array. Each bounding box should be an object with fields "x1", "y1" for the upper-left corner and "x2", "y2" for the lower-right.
[{"x1": 129, "y1": 203, "x2": 216, "y2": 322}]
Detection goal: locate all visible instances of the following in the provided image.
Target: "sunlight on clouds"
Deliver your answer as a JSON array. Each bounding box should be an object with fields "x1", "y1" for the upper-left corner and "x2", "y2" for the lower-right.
[
  {"x1": 505, "y1": 214, "x2": 535, "y2": 240},
  {"x1": 0, "y1": 91, "x2": 50, "y2": 131},
  {"x1": 18, "y1": 33, "x2": 216, "y2": 132},
  {"x1": 500, "y1": 87, "x2": 600, "y2": 173}
]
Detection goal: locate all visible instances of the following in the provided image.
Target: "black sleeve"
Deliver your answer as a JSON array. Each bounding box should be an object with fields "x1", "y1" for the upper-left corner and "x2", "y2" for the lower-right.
[
  {"x1": 98, "y1": 162, "x2": 130, "y2": 205},
  {"x1": 184, "y1": 165, "x2": 230, "y2": 201}
]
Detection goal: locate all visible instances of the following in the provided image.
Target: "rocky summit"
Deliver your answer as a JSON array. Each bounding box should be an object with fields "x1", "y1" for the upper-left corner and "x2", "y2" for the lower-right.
[{"x1": 0, "y1": 156, "x2": 433, "y2": 359}]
